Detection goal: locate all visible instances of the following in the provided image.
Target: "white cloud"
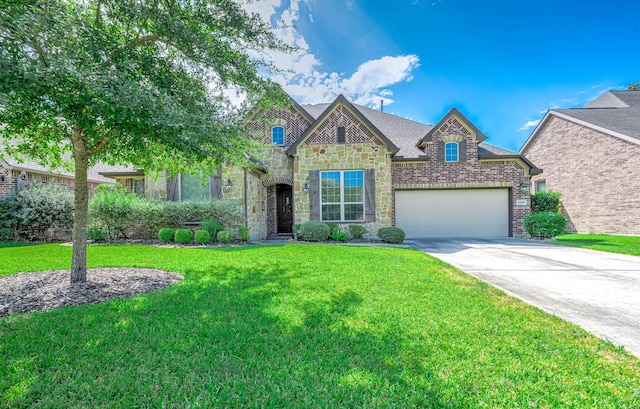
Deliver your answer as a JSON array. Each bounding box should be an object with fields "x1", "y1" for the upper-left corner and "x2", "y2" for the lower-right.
[
  {"x1": 518, "y1": 119, "x2": 540, "y2": 131},
  {"x1": 243, "y1": 0, "x2": 420, "y2": 108}
]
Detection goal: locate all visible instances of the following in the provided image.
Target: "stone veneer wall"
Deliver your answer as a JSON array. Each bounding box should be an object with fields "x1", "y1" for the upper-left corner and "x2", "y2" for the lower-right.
[
  {"x1": 293, "y1": 143, "x2": 392, "y2": 232},
  {"x1": 392, "y1": 116, "x2": 531, "y2": 237},
  {"x1": 522, "y1": 115, "x2": 640, "y2": 235},
  {"x1": 244, "y1": 172, "x2": 268, "y2": 240}
]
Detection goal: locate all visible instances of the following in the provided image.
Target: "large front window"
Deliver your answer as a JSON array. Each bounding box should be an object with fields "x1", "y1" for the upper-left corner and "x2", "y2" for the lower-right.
[
  {"x1": 321, "y1": 170, "x2": 364, "y2": 221},
  {"x1": 181, "y1": 173, "x2": 210, "y2": 201}
]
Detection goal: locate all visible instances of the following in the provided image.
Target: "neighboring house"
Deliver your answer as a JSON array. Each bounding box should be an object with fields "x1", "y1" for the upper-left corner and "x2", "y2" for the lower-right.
[
  {"x1": 0, "y1": 154, "x2": 123, "y2": 199},
  {"x1": 520, "y1": 90, "x2": 640, "y2": 235},
  {"x1": 140, "y1": 94, "x2": 540, "y2": 239}
]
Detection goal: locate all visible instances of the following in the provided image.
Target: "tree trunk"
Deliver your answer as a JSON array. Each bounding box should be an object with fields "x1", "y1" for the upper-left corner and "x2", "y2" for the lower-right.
[{"x1": 70, "y1": 127, "x2": 89, "y2": 283}]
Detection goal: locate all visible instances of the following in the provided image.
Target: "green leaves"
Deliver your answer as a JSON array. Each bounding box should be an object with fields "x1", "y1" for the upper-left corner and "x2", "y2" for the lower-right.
[{"x1": 0, "y1": 0, "x2": 289, "y2": 171}]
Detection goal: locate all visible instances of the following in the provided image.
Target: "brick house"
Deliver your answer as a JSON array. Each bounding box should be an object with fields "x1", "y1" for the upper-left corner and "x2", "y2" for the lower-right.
[
  {"x1": 143, "y1": 94, "x2": 541, "y2": 239},
  {"x1": 0, "y1": 154, "x2": 121, "y2": 199},
  {"x1": 520, "y1": 90, "x2": 640, "y2": 235}
]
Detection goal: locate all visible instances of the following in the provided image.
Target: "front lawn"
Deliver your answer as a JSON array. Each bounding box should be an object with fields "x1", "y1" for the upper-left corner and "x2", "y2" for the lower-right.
[
  {"x1": 1, "y1": 244, "x2": 639, "y2": 408},
  {"x1": 554, "y1": 233, "x2": 640, "y2": 256}
]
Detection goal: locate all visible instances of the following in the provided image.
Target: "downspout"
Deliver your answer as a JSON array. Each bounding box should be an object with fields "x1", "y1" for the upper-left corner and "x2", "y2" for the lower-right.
[
  {"x1": 243, "y1": 169, "x2": 248, "y2": 227},
  {"x1": 291, "y1": 154, "x2": 295, "y2": 227}
]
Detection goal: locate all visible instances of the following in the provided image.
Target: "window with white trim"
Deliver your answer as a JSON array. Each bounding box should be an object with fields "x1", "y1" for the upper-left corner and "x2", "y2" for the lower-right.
[
  {"x1": 320, "y1": 170, "x2": 364, "y2": 221},
  {"x1": 445, "y1": 142, "x2": 459, "y2": 162},
  {"x1": 271, "y1": 125, "x2": 285, "y2": 146},
  {"x1": 535, "y1": 180, "x2": 547, "y2": 193}
]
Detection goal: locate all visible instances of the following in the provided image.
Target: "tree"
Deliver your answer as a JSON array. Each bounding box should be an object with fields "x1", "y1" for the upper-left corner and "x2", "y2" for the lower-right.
[
  {"x1": 628, "y1": 83, "x2": 639, "y2": 91},
  {"x1": 0, "y1": 0, "x2": 289, "y2": 282}
]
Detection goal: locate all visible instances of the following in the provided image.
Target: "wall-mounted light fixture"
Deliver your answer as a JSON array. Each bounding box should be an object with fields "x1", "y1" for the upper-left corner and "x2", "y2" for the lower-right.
[
  {"x1": 518, "y1": 182, "x2": 529, "y2": 193},
  {"x1": 0, "y1": 175, "x2": 4, "y2": 182},
  {"x1": 224, "y1": 178, "x2": 233, "y2": 191},
  {"x1": 302, "y1": 183, "x2": 309, "y2": 193}
]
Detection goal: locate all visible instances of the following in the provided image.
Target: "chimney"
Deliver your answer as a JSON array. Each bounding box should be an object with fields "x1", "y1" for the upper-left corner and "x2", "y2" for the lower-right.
[{"x1": 380, "y1": 100, "x2": 384, "y2": 112}]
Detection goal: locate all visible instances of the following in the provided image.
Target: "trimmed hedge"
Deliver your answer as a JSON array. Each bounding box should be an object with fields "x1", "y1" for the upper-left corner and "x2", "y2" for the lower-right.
[
  {"x1": 174, "y1": 229, "x2": 194, "y2": 244},
  {"x1": 158, "y1": 228, "x2": 175, "y2": 243},
  {"x1": 523, "y1": 212, "x2": 567, "y2": 239},
  {"x1": 348, "y1": 225, "x2": 367, "y2": 239},
  {"x1": 216, "y1": 229, "x2": 232, "y2": 244},
  {"x1": 531, "y1": 191, "x2": 561, "y2": 214},
  {"x1": 202, "y1": 218, "x2": 225, "y2": 241},
  {"x1": 194, "y1": 229, "x2": 211, "y2": 244},
  {"x1": 298, "y1": 221, "x2": 330, "y2": 242},
  {"x1": 378, "y1": 227, "x2": 405, "y2": 244}
]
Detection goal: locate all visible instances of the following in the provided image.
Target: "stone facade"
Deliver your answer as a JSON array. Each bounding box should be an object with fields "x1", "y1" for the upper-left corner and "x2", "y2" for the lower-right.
[
  {"x1": 522, "y1": 115, "x2": 640, "y2": 235},
  {"x1": 294, "y1": 143, "x2": 392, "y2": 232}
]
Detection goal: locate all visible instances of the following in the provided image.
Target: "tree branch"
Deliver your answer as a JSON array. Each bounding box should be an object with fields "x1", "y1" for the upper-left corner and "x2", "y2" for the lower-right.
[{"x1": 87, "y1": 136, "x2": 112, "y2": 157}]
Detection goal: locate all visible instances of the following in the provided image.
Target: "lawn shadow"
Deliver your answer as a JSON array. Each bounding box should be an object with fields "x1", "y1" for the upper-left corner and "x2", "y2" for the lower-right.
[{"x1": 1, "y1": 259, "x2": 458, "y2": 408}]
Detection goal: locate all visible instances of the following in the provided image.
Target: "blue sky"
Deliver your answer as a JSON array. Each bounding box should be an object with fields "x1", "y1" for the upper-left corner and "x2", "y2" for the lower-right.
[{"x1": 245, "y1": 0, "x2": 639, "y2": 152}]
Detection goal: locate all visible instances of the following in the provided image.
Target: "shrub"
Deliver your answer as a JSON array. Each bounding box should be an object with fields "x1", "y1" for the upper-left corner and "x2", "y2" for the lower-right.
[
  {"x1": 531, "y1": 191, "x2": 561, "y2": 214},
  {"x1": 87, "y1": 225, "x2": 108, "y2": 241},
  {"x1": 130, "y1": 199, "x2": 164, "y2": 239},
  {"x1": 89, "y1": 184, "x2": 137, "y2": 239},
  {"x1": 330, "y1": 228, "x2": 347, "y2": 242},
  {"x1": 0, "y1": 227, "x2": 13, "y2": 242},
  {"x1": 298, "y1": 221, "x2": 330, "y2": 242},
  {"x1": 202, "y1": 218, "x2": 225, "y2": 241},
  {"x1": 324, "y1": 222, "x2": 339, "y2": 235},
  {"x1": 238, "y1": 226, "x2": 250, "y2": 242},
  {"x1": 159, "y1": 200, "x2": 242, "y2": 227},
  {"x1": 194, "y1": 229, "x2": 211, "y2": 244},
  {"x1": 292, "y1": 224, "x2": 301, "y2": 240},
  {"x1": 348, "y1": 225, "x2": 367, "y2": 239},
  {"x1": 378, "y1": 227, "x2": 405, "y2": 244},
  {"x1": 216, "y1": 229, "x2": 232, "y2": 244},
  {"x1": 158, "y1": 228, "x2": 175, "y2": 243},
  {"x1": 174, "y1": 228, "x2": 193, "y2": 244},
  {"x1": 523, "y1": 212, "x2": 567, "y2": 239},
  {"x1": 14, "y1": 182, "x2": 74, "y2": 240}
]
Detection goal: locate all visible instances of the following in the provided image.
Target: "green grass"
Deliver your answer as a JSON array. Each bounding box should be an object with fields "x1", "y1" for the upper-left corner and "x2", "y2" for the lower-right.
[
  {"x1": 554, "y1": 234, "x2": 640, "y2": 256},
  {"x1": 1, "y1": 244, "x2": 640, "y2": 408}
]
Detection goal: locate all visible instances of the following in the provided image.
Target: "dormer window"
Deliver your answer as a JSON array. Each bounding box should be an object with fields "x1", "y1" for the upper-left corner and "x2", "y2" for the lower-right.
[
  {"x1": 445, "y1": 142, "x2": 459, "y2": 162},
  {"x1": 271, "y1": 126, "x2": 285, "y2": 146}
]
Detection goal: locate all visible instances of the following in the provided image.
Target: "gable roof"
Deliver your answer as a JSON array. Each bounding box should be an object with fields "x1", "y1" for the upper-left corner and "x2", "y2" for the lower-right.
[
  {"x1": 478, "y1": 143, "x2": 542, "y2": 175},
  {"x1": 416, "y1": 107, "x2": 488, "y2": 147},
  {"x1": 520, "y1": 90, "x2": 640, "y2": 153},
  {"x1": 287, "y1": 94, "x2": 399, "y2": 155}
]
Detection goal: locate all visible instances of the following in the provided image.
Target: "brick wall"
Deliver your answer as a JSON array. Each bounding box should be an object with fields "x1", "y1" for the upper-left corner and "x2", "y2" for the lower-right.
[
  {"x1": 522, "y1": 115, "x2": 640, "y2": 235},
  {"x1": 392, "y1": 119, "x2": 532, "y2": 237}
]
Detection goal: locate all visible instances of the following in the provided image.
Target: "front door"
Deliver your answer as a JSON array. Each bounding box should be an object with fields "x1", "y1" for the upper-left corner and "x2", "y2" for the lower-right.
[{"x1": 276, "y1": 185, "x2": 293, "y2": 234}]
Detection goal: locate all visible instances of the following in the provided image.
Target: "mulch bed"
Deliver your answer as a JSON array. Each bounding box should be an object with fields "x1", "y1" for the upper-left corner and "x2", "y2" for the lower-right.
[{"x1": 0, "y1": 268, "x2": 183, "y2": 318}]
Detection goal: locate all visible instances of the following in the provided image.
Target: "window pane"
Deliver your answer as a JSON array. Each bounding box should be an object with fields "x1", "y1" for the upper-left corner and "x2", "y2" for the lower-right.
[
  {"x1": 272, "y1": 126, "x2": 285, "y2": 145},
  {"x1": 321, "y1": 172, "x2": 341, "y2": 203},
  {"x1": 445, "y1": 142, "x2": 458, "y2": 162},
  {"x1": 344, "y1": 204, "x2": 364, "y2": 221},
  {"x1": 181, "y1": 173, "x2": 210, "y2": 201},
  {"x1": 322, "y1": 204, "x2": 341, "y2": 221},
  {"x1": 343, "y1": 170, "x2": 363, "y2": 202}
]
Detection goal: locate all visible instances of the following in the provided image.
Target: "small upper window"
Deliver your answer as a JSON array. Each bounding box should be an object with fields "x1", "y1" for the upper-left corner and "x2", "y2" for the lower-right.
[
  {"x1": 337, "y1": 127, "x2": 346, "y2": 143},
  {"x1": 535, "y1": 180, "x2": 547, "y2": 193},
  {"x1": 271, "y1": 126, "x2": 285, "y2": 146},
  {"x1": 445, "y1": 142, "x2": 459, "y2": 162}
]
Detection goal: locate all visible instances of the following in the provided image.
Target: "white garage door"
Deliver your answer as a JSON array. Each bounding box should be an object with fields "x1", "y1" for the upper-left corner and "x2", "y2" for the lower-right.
[{"x1": 395, "y1": 189, "x2": 509, "y2": 238}]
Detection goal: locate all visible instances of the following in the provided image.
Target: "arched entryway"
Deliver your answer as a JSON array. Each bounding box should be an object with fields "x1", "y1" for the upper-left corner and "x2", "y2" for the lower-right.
[
  {"x1": 275, "y1": 184, "x2": 293, "y2": 234},
  {"x1": 262, "y1": 177, "x2": 294, "y2": 236}
]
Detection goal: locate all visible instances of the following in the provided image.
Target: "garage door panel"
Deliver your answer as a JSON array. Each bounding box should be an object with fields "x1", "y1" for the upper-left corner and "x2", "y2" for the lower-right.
[{"x1": 395, "y1": 189, "x2": 509, "y2": 238}]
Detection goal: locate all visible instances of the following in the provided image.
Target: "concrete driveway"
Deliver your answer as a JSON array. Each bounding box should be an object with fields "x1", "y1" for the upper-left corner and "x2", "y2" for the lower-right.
[{"x1": 409, "y1": 238, "x2": 640, "y2": 358}]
